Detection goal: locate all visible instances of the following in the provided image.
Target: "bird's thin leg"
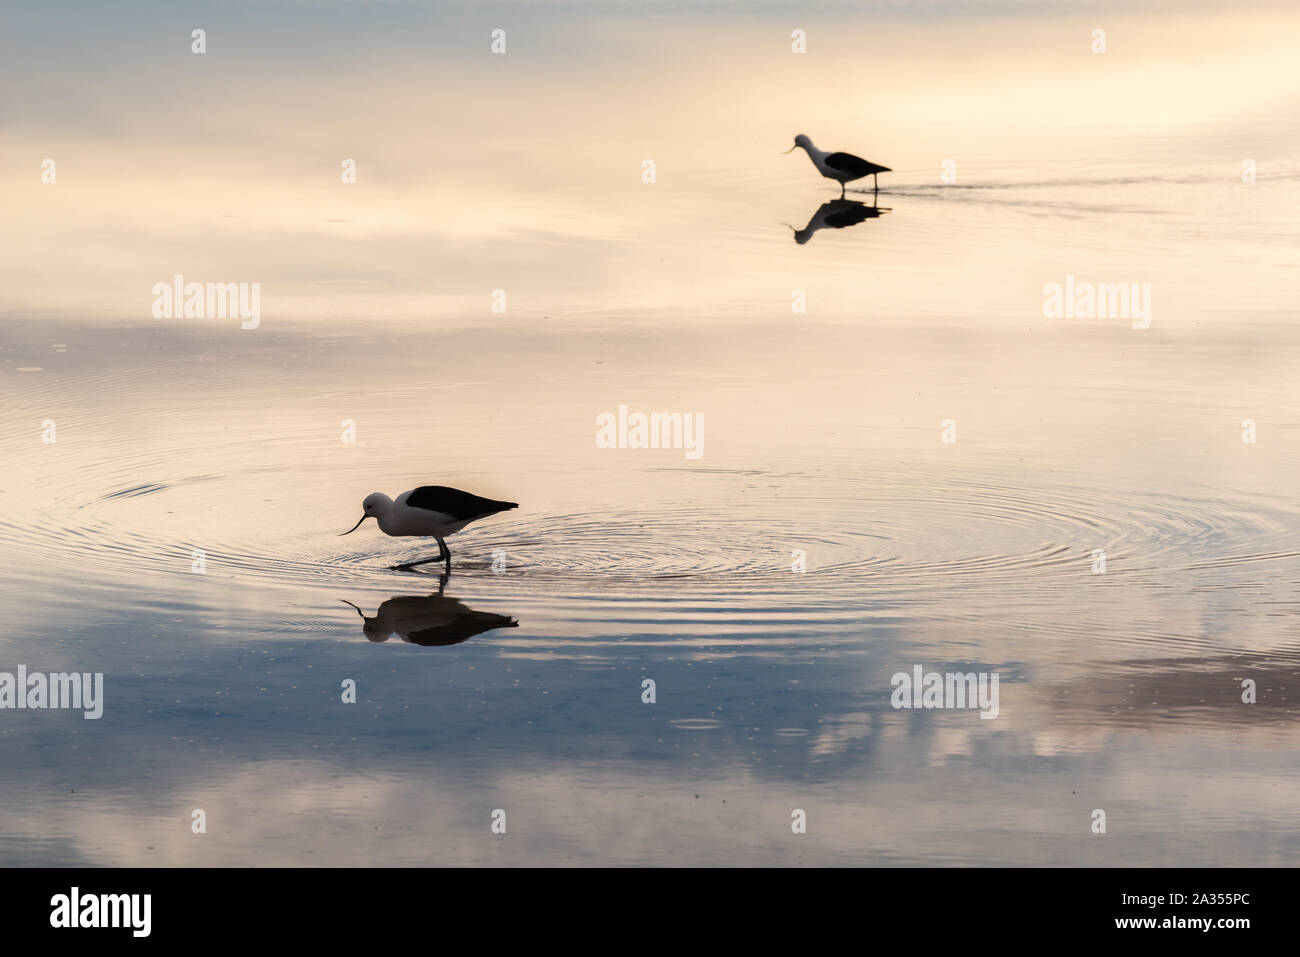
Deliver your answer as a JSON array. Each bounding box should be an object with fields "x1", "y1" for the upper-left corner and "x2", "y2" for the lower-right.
[
  {"x1": 391, "y1": 538, "x2": 452, "y2": 572},
  {"x1": 874, "y1": 173, "x2": 879, "y2": 192},
  {"x1": 840, "y1": 181, "x2": 846, "y2": 199}
]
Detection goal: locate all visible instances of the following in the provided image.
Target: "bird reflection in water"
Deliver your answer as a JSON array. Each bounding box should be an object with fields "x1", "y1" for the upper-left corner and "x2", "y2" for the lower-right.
[
  {"x1": 786, "y1": 195, "x2": 890, "y2": 244},
  {"x1": 341, "y1": 575, "x2": 518, "y2": 647}
]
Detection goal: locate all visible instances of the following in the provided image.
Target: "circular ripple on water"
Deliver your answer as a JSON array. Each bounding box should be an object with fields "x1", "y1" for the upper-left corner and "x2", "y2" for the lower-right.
[
  {"x1": 450, "y1": 475, "x2": 1300, "y2": 602},
  {"x1": 2, "y1": 439, "x2": 1297, "y2": 607}
]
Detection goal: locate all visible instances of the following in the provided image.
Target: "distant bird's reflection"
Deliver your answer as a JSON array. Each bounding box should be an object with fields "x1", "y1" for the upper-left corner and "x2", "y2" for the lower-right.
[
  {"x1": 341, "y1": 577, "x2": 517, "y2": 647},
  {"x1": 786, "y1": 195, "x2": 890, "y2": 244}
]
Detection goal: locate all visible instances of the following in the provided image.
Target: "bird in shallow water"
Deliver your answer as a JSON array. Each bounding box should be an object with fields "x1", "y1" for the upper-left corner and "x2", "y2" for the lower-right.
[
  {"x1": 341, "y1": 485, "x2": 518, "y2": 571},
  {"x1": 784, "y1": 134, "x2": 890, "y2": 197}
]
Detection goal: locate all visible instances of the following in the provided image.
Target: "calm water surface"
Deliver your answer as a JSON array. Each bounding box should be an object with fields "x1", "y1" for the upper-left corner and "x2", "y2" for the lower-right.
[{"x1": 1, "y1": 2, "x2": 1298, "y2": 865}]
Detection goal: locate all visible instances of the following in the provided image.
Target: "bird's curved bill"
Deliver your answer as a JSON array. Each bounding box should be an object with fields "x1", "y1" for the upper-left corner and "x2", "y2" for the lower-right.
[
  {"x1": 781, "y1": 144, "x2": 797, "y2": 153},
  {"x1": 340, "y1": 515, "x2": 369, "y2": 535}
]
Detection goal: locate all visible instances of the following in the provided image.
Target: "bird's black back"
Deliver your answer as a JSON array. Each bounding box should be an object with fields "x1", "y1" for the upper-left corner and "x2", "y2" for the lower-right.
[
  {"x1": 407, "y1": 485, "x2": 519, "y2": 519},
  {"x1": 824, "y1": 152, "x2": 890, "y2": 178}
]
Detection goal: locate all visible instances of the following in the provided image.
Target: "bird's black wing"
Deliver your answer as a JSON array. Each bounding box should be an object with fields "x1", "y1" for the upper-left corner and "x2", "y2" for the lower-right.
[
  {"x1": 824, "y1": 152, "x2": 889, "y2": 177},
  {"x1": 407, "y1": 485, "x2": 518, "y2": 519}
]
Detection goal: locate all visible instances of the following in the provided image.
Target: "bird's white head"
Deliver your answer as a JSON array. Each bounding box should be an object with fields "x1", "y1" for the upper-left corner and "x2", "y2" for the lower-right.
[
  {"x1": 784, "y1": 134, "x2": 813, "y2": 154},
  {"x1": 340, "y1": 492, "x2": 393, "y2": 535}
]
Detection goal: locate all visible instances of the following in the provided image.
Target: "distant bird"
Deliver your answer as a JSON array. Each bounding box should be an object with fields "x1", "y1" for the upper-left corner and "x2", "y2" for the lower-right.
[
  {"x1": 784, "y1": 134, "x2": 890, "y2": 196},
  {"x1": 341, "y1": 485, "x2": 518, "y2": 571},
  {"x1": 785, "y1": 197, "x2": 889, "y2": 244}
]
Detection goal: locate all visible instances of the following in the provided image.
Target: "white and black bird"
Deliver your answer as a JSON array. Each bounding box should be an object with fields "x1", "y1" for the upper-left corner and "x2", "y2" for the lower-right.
[
  {"x1": 784, "y1": 134, "x2": 890, "y2": 197},
  {"x1": 341, "y1": 485, "x2": 518, "y2": 571}
]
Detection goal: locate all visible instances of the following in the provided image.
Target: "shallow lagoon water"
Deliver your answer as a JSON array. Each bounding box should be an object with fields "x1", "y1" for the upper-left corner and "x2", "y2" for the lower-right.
[{"x1": 1, "y1": 2, "x2": 1299, "y2": 865}]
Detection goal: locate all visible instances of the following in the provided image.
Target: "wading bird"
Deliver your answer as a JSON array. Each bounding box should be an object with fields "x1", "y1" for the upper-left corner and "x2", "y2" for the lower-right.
[
  {"x1": 341, "y1": 485, "x2": 518, "y2": 571},
  {"x1": 784, "y1": 134, "x2": 890, "y2": 196}
]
